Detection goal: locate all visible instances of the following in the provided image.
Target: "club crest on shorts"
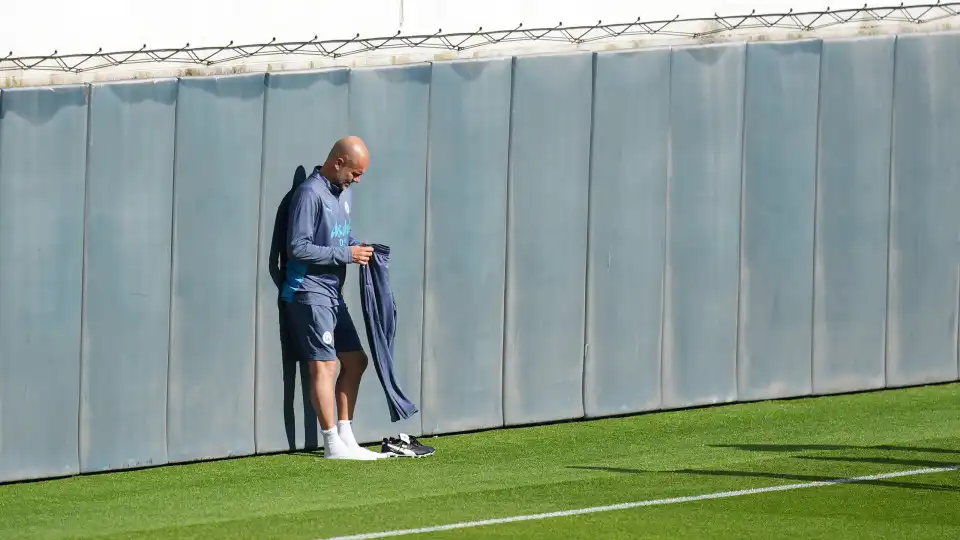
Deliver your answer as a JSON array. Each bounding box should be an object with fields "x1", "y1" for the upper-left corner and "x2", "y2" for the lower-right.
[{"x1": 322, "y1": 331, "x2": 333, "y2": 345}]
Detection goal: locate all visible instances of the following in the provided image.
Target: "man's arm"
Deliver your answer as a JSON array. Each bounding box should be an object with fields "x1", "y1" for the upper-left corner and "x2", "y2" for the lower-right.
[{"x1": 287, "y1": 189, "x2": 353, "y2": 265}]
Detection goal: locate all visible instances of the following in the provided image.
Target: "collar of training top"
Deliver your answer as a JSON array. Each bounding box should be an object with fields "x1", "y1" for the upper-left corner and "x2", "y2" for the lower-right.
[{"x1": 313, "y1": 167, "x2": 344, "y2": 197}]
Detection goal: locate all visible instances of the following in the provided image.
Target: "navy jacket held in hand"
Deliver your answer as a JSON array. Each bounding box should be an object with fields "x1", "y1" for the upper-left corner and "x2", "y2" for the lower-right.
[{"x1": 358, "y1": 244, "x2": 419, "y2": 422}]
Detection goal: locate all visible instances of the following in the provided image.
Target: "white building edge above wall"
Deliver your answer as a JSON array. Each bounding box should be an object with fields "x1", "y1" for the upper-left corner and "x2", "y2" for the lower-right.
[{"x1": 2, "y1": 0, "x2": 959, "y2": 87}]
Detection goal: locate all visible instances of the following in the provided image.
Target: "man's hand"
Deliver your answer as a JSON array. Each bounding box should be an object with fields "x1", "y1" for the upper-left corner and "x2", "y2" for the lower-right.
[{"x1": 351, "y1": 245, "x2": 374, "y2": 265}]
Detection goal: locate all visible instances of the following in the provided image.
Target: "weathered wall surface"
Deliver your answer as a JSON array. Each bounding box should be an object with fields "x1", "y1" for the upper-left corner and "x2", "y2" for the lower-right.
[{"x1": 2, "y1": 32, "x2": 958, "y2": 483}]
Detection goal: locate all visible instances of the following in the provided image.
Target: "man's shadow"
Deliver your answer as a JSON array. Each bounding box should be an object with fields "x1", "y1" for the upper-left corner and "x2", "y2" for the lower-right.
[{"x1": 269, "y1": 165, "x2": 319, "y2": 450}]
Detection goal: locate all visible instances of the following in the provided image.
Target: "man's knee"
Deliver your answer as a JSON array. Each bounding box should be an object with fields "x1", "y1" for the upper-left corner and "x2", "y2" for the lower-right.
[
  {"x1": 338, "y1": 350, "x2": 368, "y2": 374},
  {"x1": 308, "y1": 358, "x2": 339, "y2": 381}
]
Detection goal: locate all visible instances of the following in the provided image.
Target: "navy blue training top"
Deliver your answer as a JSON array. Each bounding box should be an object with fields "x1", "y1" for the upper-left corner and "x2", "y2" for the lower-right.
[{"x1": 280, "y1": 168, "x2": 360, "y2": 305}]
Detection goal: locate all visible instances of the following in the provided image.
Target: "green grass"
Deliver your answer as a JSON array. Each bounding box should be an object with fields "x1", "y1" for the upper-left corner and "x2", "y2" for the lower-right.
[{"x1": 1, "y1": 383, "x2": 958, "y2": 539}]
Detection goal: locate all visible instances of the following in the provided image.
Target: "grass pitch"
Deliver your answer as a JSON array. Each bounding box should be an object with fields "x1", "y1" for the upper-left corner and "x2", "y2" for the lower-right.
[{"x1": 1, "y1": 383, "x2": 958, "y2": 539}]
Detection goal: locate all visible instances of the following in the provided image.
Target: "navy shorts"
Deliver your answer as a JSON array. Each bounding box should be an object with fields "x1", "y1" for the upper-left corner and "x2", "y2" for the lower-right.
[{"x1": 283, "y1": 297, "x2": 363, "y2": 362}]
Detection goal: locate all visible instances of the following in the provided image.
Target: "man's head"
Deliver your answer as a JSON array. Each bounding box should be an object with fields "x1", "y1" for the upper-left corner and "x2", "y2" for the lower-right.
[{"x1": 322, "y1": 136, "x2": 369, "y2": 189}]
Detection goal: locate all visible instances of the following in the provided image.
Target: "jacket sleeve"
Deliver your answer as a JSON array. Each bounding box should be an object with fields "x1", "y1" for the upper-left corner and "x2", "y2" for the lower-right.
[{"x1": 286, "y1": 189, "x2": 353, "y2": 265}]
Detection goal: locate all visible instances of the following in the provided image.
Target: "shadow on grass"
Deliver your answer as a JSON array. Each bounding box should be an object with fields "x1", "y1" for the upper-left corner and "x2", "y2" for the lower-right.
[
  {"x1": 291, "y1": 451, "x2": 323, "y2": 458},
  {"x1": 569, "y1": 440, "x2": 960, "y2": 494},
  {"x1": 566, "y1": 465, "x2": 960, "y2": 493},
  {"x1": 715, "y1": 444, "x2": 960, "y2": 468},
  {"x1": 796, "y1": 455, "x2": 960, "y2": 468},
  {"x1": 672, "y1": 468, "x2": 960, "y2": 493},
  {"x1": 569, "y1": 466, "x2": 650, "y2": 475},
  {"x1": 713, "y1": 444, "x2": 960, "y2": 455}
]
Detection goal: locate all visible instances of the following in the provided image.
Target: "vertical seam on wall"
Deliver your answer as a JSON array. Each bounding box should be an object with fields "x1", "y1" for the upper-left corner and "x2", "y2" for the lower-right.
[
  {"x1": 165, "y1": 79, "x2": 182, "y2": 462},
  {"x1": 581, "y1": 52, "x2": 597, "y2": 419},
  {"x1": 659, "y1": 48, "x2": 673, "y2": 411},
  {"x1": 251, "y1": 73, "x2": 270, "y2": 452},
  {"x1": 810, "y1": 39, "x2": 826, "y2": 396},
  {"x1": 77, "y1": 83, "x2": 94, "y2": 472},
  {"x1": 0, "y1": 89, "x2": 3, "y2": 419},
  {"x1": 0, "y1": 89, "x2": 3, "y2": 358},
  {"x1": 734, "y1": 43, "x2": 749, "y2": 401},
  {"x1": 883, "y1": 37, "x2": 899, "y2": 389},
  {"x1": 342, "y1": 67, "x2": 354, "y2": 444},
  {"x1": 500, "y1": 57, "x2": 516, "y2": 428},
  {"x1": 418, "y1": 61, "x2": 433, "y2": 436},
  {"x1": 0, "y1": 90, "x2": 3, "y2": 460}
]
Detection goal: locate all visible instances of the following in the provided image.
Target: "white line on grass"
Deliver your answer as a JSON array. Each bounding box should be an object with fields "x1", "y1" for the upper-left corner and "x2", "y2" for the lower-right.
[{"x1": 321, "y1": 465, "x2": 960, "y2": 540}]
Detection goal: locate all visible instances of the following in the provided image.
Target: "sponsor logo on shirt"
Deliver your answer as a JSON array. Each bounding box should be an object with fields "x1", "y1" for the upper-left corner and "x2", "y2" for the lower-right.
[{"x1": 330, "y1": 221, "x2": 352, "y2": 247}]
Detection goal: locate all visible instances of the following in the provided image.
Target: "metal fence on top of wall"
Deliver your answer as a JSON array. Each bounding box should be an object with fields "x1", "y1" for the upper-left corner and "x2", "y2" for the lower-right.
[{"x1": 1, "y1": 30, "x2": 959, "y2": 484}]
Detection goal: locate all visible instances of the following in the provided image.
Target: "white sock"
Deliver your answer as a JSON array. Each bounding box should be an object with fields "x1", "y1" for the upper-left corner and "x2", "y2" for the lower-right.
[
  {"x1": 322, "y1": 427, "x2": 376, "y2": 460},
  {"x1": 338, "y1": 420, "x2": 384, "y2": 458},
  {"x1": 322, "y1": 427, "x2": 344, "y2": 449},
  {"x1": 337, "y1": 420, "x2": 359, "y2": 448}
]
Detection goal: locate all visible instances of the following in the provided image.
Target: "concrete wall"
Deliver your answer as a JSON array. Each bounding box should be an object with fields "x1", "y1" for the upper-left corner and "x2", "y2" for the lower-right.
[{"x1": 1, "y1": 31, "x2": 959, "y2": 483}]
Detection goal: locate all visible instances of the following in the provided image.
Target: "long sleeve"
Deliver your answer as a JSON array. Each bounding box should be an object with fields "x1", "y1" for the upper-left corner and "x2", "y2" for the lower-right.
[{"x1": 286, "y1": 188, "x2": 352, "y2": 266}]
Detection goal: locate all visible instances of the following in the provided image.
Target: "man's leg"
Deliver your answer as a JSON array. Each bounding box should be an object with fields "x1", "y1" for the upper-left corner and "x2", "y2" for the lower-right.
[
  {"x1": 287, "y1": 300, "x2": 374, "y2": 460},
  {"x1": 332, "y1": 300, "x2": 383, "y2": 458},
  {"x1": 335, "y1": 349, "x2": 367, "y2": 421},
  {"x1": 307, "y1": 359, "x2": 338, "y2": 431}
]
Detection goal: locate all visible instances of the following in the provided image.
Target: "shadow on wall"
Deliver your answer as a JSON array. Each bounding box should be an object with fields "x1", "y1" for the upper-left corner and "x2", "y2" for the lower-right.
[{"x1": 267, "y1": 164, "x2": 319, "y2": 450}]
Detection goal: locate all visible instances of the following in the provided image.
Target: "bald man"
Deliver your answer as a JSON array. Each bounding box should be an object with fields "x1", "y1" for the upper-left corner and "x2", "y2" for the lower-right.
[{"x1": 280, "y1": 136, "x2": 381, "y2": 460}]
